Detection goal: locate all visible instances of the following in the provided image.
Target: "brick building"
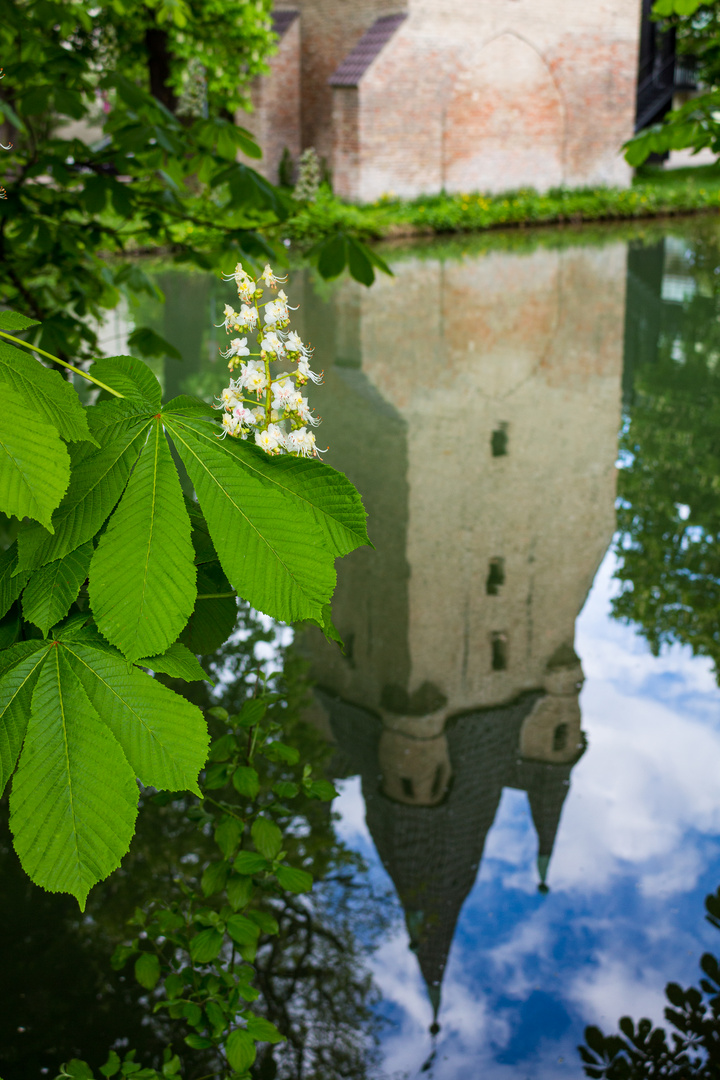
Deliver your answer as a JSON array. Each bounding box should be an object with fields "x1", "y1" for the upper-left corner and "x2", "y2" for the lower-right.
[{"x1": 247, "y1": 0, "x2": 643, "y2": 201}]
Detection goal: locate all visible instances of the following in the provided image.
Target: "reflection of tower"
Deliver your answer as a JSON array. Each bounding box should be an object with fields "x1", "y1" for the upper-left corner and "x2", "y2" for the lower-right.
[{"x1": 300, "y1": 240, "x2": 625, "y2": 1014}]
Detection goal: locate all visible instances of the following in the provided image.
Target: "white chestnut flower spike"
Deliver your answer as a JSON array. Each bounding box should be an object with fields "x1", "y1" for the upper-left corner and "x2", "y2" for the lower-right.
[{"x1": 215, "y1": 263, "x2": 325, "y2": 457}]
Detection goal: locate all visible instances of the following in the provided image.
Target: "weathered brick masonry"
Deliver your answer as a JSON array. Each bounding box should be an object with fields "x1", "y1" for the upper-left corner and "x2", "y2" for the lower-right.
[{"x1": 251, "y1": 0, "x2": 642, "y2": 200}]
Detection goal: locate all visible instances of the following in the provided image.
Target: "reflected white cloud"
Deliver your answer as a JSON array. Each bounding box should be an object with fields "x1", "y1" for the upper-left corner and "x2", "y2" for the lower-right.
[{"x1": 333, "y1": 546, "x2": 720, "y2": 1077}]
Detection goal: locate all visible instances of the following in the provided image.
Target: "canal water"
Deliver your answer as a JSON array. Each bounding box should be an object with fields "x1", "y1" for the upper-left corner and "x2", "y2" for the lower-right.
[{"x1": 3, "y1": 219, "x2": 720, "y2": 1078}]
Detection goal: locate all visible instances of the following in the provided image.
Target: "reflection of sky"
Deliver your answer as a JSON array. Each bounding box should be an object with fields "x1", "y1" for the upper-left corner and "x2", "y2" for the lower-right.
[{"x1": 334, "y1": 547, "x2": 720, "y2": 1079}]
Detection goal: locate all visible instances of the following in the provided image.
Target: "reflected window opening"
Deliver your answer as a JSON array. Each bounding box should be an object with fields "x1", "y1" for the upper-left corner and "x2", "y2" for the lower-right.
[
  {"x1": 486, "y1": 557, "x2": 505, "y2": 595},
  {"x1": 401, "y1": 777, "x2": 415, "y2": 799},
  {"x1": 430, "y1": 764, "x2": 445, "y2": 799},
  {"x1": 491, "y1": 632, "x2": 508, "y2": 671},
  {"x1": 553, "y1": 723, "x2": 568, "y2": 752},
  {"x1": 491, "y1": 423, "x2": 509, "y2": 457}
]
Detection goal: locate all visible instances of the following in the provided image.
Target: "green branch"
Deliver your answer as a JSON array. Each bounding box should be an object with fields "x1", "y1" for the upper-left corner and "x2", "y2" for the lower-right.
[{"x1": 0, "y1": 330, "x2": 125, "y2": 397}]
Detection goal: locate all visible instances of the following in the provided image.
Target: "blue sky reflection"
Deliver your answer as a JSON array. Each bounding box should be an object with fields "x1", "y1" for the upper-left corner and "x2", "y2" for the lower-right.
[{"x1": 334, "y1": 548, "x2": 720, "y2": 1079}]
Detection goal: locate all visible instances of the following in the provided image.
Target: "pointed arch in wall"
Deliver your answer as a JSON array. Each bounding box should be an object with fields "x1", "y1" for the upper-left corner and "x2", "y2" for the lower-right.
[{"x1": 443, "y1": 31, "x2": 566, "y2": 194}]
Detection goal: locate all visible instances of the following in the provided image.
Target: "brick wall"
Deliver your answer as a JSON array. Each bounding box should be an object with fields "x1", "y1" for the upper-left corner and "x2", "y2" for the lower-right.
[
  {"x1": 237, "y1": 14, "x2": 301, "y2": 184},
  {"x1": 329, "y1": 0, "x2": 642, "y2": 200}
]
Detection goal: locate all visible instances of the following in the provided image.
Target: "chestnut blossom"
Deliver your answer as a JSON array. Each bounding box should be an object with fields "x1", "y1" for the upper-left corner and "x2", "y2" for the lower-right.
[{"x1": 215, "y1": 261, "x2": 325, "y2": 457}]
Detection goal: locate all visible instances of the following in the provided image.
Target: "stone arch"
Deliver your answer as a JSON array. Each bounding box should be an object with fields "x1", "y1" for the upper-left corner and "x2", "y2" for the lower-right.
[{"x1": 443, "y1": 32, "x2": 565, "y2": 194}]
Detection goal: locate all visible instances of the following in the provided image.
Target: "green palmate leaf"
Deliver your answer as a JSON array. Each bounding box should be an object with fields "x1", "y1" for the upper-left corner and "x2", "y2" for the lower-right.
[
  {"x1": 0, "y1": 643, "x2": 49, "y2": 795},
  {"x1": 0, "y1": 341, "x2": 95, "y2": 444},
  {"x1": 164, "y1": 416, "x2": 336, "y2": 624},
  {"x1": 0, "y1": 383, "x2": 71, "y2": 529},
  {"x1": 22, "y1": 541, "x2": 93, "y2": 636},
  {"x1": 17, "y1": 409, "x2": 151, "y2": 573},
  {"x1": 180, "y1": 563, "x2": 237, "y2": 654},
  {"x1": 63, "y1": 637, "x2": 208, "y2": 793},
  {"x1": 89, "y1": 355, "x2": 162, "y2": 410},
  {"x1": 225, "y1": 1029, "x2": 256, "y2": 1073},
  {"x1": 9, "y1": 649, "x2": 139, "y2": 908},
  {"x1": 89, "y1": 420, "x2": 196, "y2": 660},
  {"x1": 229, "y1": 443, "x2": 371, "y2": 557},
  {"x1": 0, "y1": 542, "x2": 30, "y2": 620},
  {"x1": 136, "y1": 642, "x2": 208, "y2": 682}
]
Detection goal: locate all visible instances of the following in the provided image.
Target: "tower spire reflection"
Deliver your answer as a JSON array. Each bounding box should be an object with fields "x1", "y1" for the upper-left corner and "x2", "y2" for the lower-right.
[{"x1": 299, "y1": 238, "x2": 625, "y2": 1011}]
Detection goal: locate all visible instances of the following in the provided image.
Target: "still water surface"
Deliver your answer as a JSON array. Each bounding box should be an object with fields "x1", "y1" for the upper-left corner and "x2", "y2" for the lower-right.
[{"x1": 4, "y1": 221, "x2": 720, "y2": 1078}]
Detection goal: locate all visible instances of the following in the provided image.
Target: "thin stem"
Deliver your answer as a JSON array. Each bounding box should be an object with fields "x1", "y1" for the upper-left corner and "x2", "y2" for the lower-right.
[
  {"x1": 196, "y1": 592, "x2": 237, "y2": 600},
  {"x1": 0, "y1": 330, "x2": 124, "y2": 397}
]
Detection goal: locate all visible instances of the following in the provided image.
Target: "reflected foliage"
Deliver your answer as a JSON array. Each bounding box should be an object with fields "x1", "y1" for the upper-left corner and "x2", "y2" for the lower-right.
[
  {"x1": 0, "y1": 612, "x2": 382, "y2": 1080},
  {"x1": 614, "y1": 231, "x2": 720, "y2": 676},
  {"x1": 579, "y1": 885, "x2": 720, "y2": 1078}
]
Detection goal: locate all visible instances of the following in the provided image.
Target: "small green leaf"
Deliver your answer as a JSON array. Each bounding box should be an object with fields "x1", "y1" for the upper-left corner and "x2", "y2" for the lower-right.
[
  {"x1": 17, "y1": 409, "x2": 150, "y2": 574},
  {"x1": 127, "y1": 328, "x2": 182, "y2": 362},
  {"x1": 201, "y1": 859, "x2": 230, "y2": 897},
  {"x1": 317, "y1": 232, "x2": 348, "y2": 279},
  {"x1": 262, "y1": 741, "x2": 299, "y2": 765},
  {"x1": 272, "y1": 780, "x2": 299, "y2": 799},
  {"x1": 184, "y1": 1034, "x2": 213, "y2": 1049},
  {"x1": 22, "y1": 541, "x2": 93, "y2": 635},
  {"x1": 246, "y1": 1015, "x2": 284, "y2": 1044},
  {"x1": 251, "y1": 817, "x2": 282, "y2": 861},
  {"x1": 225, "y1": 1028, "x2": 256, "y2": 1073},
  {"x1": 179, "y1": 564, "x2": 237, "y2": 654},
  {"x1": 0, "y1": 340, "x2": 94, "y2": 444},
  {"x1": 0, "y1": 312, "x2": 39, "y2": 334},
  {"x1": 9, "y1": 650, "x2": 139, "y2": 908},
  {"x1": 137, "y1": 642, "x2": 208, "y2": 682},
  {"x1": 164, "y1": 972, "x2": 184, "y2": 999},
  {"x1": 233, "y1": 851, "x2": 268, "y2": 875},
  {"x1": 0, "y1": 542, "x2": 30, "y2": 620},
  {"x1": 227, "y1": 444, "x2": 371, "y2": 558},
  {"x1": 227, "y1": 873, "x2": 253, "y2": 910},
  {"x1": 232, "y1": 766, "x2": 260, "y2": 799},
  {"x1": 246, "y1": 910, "x2": 279, "y2": 935},
  {"x1": 347, "y1": 236, "x2": 375, "y2": 286},
  {"x1": 110, "y1": 943, "x2": 137, "y2": 970},
  {"x1": 134, "y1": 952, "x2": 161, "y2": 990},
  {"x1": 165, "y1": 415, "x2": 336, "y2": 625},
  {"x1": 99, "y1": 1049, "x2": 122, "y2": 1077},
  {"x1": 62, "y1": 1061, "x2": 95, "y2": 1079},
  {"x1": 189, "y1": 927, "x2": 224, "y2": 962},
  {"x1": 0, "y1": 643, "x2": 51, "y2": 796},
  {"x1": 226, "y1": 913, "x2": 260, "y2": 946},
  {"x1": 0, "y1": 382, "x2": 71, "y2": 529},
  {"x1": 275, "y1": 865, "x2": 313, "y2": 894},
  {"x1": 307, "y1": 779, "x2": 338, "y2": 802},
  {"x1": 63, "y1": 638, "x2": 209, "y2": 794},
  {"x1": 90, "y1": 420, "x2": 197, "y2": 661},
  {"x1": 215, "y1": 815, "x2": 242, "y2": 858}
]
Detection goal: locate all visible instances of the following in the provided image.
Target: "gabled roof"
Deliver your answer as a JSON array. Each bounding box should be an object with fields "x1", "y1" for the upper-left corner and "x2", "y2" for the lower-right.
[
  {"x1": 329, "y1": 13, "x2": 408, "y2": 88},
  {"x1": 272, "y1": 9, "x2": 299, "y2": 37}
]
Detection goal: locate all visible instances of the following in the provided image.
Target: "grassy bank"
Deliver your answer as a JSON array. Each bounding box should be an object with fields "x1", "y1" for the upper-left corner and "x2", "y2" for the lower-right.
[{"x1": 282, "y1": 162, "x2": 720, "y2": 245}]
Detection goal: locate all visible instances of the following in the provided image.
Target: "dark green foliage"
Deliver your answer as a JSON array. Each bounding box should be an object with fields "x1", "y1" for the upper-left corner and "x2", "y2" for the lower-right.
[{"x1": 579, "y1": 886, "x2": 720, "y2": 1078}]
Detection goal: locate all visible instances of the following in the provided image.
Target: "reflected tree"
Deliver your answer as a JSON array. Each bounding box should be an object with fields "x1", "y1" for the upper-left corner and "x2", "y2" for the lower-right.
[
  {"x1": 614, "y1": 233, "x2": 720, "y2": 676},
  {"x1": 578, "y1": 886, "x2": 720, "y2": 1078},
  {"x1": 0, "y1": 609, "x2": 384, "y2": 1080}
]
